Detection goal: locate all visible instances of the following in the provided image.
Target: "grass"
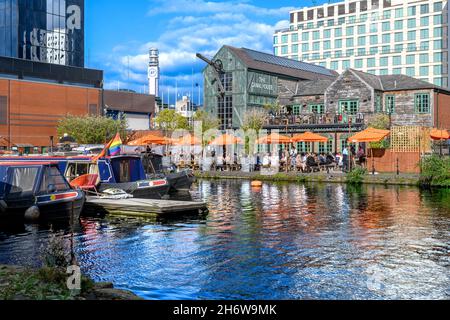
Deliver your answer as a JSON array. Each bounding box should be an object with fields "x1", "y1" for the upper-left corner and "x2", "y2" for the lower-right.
[{"x1": 345, "y1": 168, "x2": 368, "y2": 185}]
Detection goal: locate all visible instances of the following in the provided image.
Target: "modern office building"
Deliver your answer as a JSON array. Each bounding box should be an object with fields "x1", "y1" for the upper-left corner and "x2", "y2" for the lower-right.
[
  {"x1": 202, "y1": 45, "x2": 337, "y2": 130},
  {"x1": 0, "y1": 0, "x2": 84, "y2": 67},
  {"x1": 273, "y1": 0, "x2": 449, "y2": 88}
]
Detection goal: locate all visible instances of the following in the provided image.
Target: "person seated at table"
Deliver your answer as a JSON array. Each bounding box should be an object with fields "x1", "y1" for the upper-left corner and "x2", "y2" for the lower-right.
[
  {"x1": 216, "y1": 155, "x2": 224, "y2": 171},
  {"x1": 290, "y1": 153, "x2": 297, "y2": 171},
  {"x1": 296, "y1": 153, "x2": 304, "y2": 172},
  {"x1": 326, "y1": 153, "x2": 336, "y2": 165},
  {"x1": 271, "y1": 153, "x2": 280, "y2": 168},
  {"x1": 318, "y1": 153, "x2": 327, "y2": 166},
  {"x1": 306, "y1": 154, "x2": 319, "y2": 171},
  {"x1": 357, "y1": 146, "x2": 366, "y2": 168}
]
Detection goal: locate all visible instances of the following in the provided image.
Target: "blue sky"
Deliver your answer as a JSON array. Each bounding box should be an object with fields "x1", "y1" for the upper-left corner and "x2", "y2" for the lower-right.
[{"x1": 85, "y1": 0, "x2": 319, "y2": 104}]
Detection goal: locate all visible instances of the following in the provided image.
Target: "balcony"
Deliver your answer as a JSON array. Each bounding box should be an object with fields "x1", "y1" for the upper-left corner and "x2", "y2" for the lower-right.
[{"x1": 263, "y1": 113, "x2": 366, "y2": 133}]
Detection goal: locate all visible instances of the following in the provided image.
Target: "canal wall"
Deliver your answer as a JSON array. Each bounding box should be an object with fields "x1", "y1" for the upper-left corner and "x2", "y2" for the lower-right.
[{"x1": 195, "y1": 171, "x2": 422, "y2": 187}]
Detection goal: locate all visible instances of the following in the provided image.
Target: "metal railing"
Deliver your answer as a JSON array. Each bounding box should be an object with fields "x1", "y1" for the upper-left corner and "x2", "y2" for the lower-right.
[{"x1": 265, "y1": 113, "x2": 365, "y2": 126}]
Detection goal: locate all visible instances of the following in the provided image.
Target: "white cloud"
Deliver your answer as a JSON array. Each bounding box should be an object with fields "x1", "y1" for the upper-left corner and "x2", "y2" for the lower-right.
[{"x1": 100, "y1": 0, "x2": 293, "y2": 97}]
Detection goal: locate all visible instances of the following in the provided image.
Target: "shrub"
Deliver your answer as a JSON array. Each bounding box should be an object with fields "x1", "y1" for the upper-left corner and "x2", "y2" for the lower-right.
[
  {"x1": 420, "y1": 155, "x2": 450, "y2": 187},
  {"x1": 346, "y1": 168, "x2": 368, "y2": 185}
]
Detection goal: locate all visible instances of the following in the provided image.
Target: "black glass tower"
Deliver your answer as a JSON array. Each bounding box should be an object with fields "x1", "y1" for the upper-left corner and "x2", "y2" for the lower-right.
[{"x1": 0, "y1": 0, "x2": 84, "y2": 67}]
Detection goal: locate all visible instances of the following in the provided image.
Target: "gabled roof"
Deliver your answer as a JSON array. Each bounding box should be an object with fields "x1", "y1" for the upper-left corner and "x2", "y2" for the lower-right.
[
  {"x1": 224, "y1": 46, "x2": 338, "y2": 80},
  {"x1": 294, "y1": 79, "x2": 335, "y2": 96},
  {"x1": 349, "y1": 69, "x2": 383, "y2": 91}
]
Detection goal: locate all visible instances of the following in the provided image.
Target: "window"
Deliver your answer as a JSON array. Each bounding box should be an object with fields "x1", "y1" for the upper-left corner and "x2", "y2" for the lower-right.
[
  {"x1": 335, "y1": 28, "x2": 342, "y2": 37},
  {"x1": 302, "y1": 32, "x2": 309, "y2": 41},
  {"x1": 395, "y1": 8, "x2": 403, "y2": 18},
  {"x1": 357, "y1": 25, "x2": 366, "y2": 34},
  {"x1": 382, "y1": 34, "x2": 390, "y2": 44},
  {"x1": 357, "y1": 48, "x2": 366, "y2": 56},
  {"x1": 419, "y1": 54, "x2": 429, "y2": 64},
  {"x1": 434, "y1": 52, "x2": 442, "y2": 62},
  {"x1": 302, "y1": 43, "x2": 309, "y2": 52},
  {"x1": 313, "y1": 31, "x2": 320, "y2": 40},
  {"x1": 382, "y1": 22, "x2": 390, "y2": 32},
  {"x1": 346, "y1": 38, "x2": 354, "y2": 47},
  {"x1": 330, "y1": 61, "x2": 339, "y2": 70},
  {"x1": 434, "y1": 15, "x2": 443, "y2": 25},
  {"x1": 346, "y1": 49, "x2": 354, "y2": 56},
  {"x1": 434, "y1": 78, "x2": 442, "y2": 86},
  {"x1": 7, "y1": 167, "x2": 39, "y2": 194},
  {"x1": 421, "y1": 16, "x2": 429, "y2": 26},
  {"x1": 381, "y1": 46, "x2": 390, "y2": 54},
  {"x1": 0, "y1": 96, "x2": 6, "y2": 125},
  {"x1": 407, "y1": 19, "x2": 416, "y2": 29},
  {"x1": 335, "y1": 39, "x2": 343, "y2": 49},
  {"x1": 420, "y1": 66, "x2": 429, "y2": 76},
  {"x1": 358, "y1": 36, "x2": 366, "y2": 46},
  {"x1": 420, "y1": 29, "x2": 429, "y2": 39},
  {"x1": 375, "y1": 95, "x2": 383, "y2": 112},
  {"x1": 385, "y1": 95, "x2": 395, "y2": 114},
  {"x1": 324, "y1": 41, "x2": 331, "y2": 50},
  {"x1": 407, "y1": 43, "x2": 417, "y2": 52},
  {"x1": 393, "y1": 68, "x2": 402, "y2": 75},
  {"x1": 281, "y1": 46, "x2": 288, "y2": 55},
  {"x1": 274, "y1": 47, "x2": 279, "y2": 55},
  {"x1": 393, "y1": 56, "x2": 402, "y2": 65},
  {"x1": 302, "y1": 54, "x2": 309, "y2": 60},
  {"x1": 394, "y1": 44, "x2": 403, "y2": 52},
  {"x1": 394, "y1": 32, "x2": 403, "y2": 42},
  {"x1": 220, "y1": 72, "x2": 233, "y2": 92},
  {"x1": 407, "y1": 31, "x2": 416, "y2": 41},
  {"x1": 41, "y1": 166, "x2": 71, "y2": 193},
  {"x1": 367, "y1": 58, "x2": 376, "y2": 67},
  {"x1": 406, "y1": 67, "x2": 415, "y2": 77},
  {"x1": 342, "y1": 60, "x2": 351, "y2": 69},
  {"x1": 355, "y1": 59, "x2": 363, "y2": 68},
  {"x1": 292, "y1": 44, "x2": 298, "y2": 53},
  {"x1": 281, "y1": 35, "x2": 288, "y2": 44},
  {"x1": 380, "y1": 57, "x2": 388, "y2": 67},
  {"x1": 292, "y1": 33, "x2": 298, "y2": 42},
  {"x1": 434, "y1": 2, "x2": 443, "y2": 12},
  {"x1": 324, "y1": 29, "x2": 331, "y2": 38},
  {"x1": 408, "y1": 6, "x2": 416, "y2": 16},
  {"x1": 335, "y1": 51, "x2": 342, "y2": 58},
  {"x1": 370, "y1": 23, "x2": 378, "y2": 33},
  {"x1": 346, "y1": 26, "x2": 354, "y2": 36},
  {"x1": 370, "y1": 35, "x2": 378, "y2": 45},
  {"x1": 434, "y1": 27, "x2": 443, "y2": 38},
  {"x1": 312, "y1": 42, "x2": 320, "y2": 51},
  {"x1": 383, "y1": 10, "x2": 391, "y2": 19},
  {"x1": 434, "y1": 65, "x2": 442, "y2": 75},
  {"x1": 273, "y1": 36, "x2": 278, "y2": 45},
  {"x1": 292, "y1": 105, "x2": 301, "y2": 115},
  {"x1": 415, "y1": 94, "x2": 430, "y2": 113},
  {"x1": 218, "y1": 96, "x2": 233, "y2": 130},
  {"x1": 369, "y1": 47, "x2": 378, "y2": 55},
  {"x1": 394, "y1": 20, "x2": 403, "y2": 30},
  {"x1": 406, "y1": 55, "x2": 415, "y2": 64},
  {"x1": 339, "y1": 100, "x2": 359, "y2": 115},
  {"x1": 434, "y1": 40, "x2": 442, "y2": 50},
  {"x1": 420, "y1": 4, "x2": 429, "y2": 14},
  {"x1": 309, "y1": 104, "x2": 325, "y2": 114}
]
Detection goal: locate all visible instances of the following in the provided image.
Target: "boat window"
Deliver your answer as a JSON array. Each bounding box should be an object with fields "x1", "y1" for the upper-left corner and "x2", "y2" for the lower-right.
[
  {"x1": 119, "y1": 160, "x2": 131, "y2": 183},
  {"x1": 40, "y1": 166, "x2": 70, "y2": 194},
  {"x1": 8, "y1": 167, "x2": 39, "y2": 194},
  {"x1": 65, "y1": 163, "x2": 91, "y2": 181}
]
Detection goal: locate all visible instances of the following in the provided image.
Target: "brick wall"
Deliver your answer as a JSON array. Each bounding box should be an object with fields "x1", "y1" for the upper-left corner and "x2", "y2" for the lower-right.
[
  {"x1": 436, "y1": 92, "x2": 450, "y2": 129},
  {"x1": 369, "y1": 149, "x2": 421, "y2": 174},
  {"x1": 387, "y1": 89, "x2": 434, "y2": 127}
]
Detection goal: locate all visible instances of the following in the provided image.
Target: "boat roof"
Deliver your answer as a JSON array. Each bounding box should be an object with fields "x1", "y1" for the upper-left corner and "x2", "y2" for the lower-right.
[{"x1": 0, "y1": 161, "x2": 58, "y2": 166}]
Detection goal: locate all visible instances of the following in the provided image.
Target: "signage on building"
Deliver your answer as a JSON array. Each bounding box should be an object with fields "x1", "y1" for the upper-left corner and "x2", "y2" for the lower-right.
[{"x1": 248, "y1": 72, "x2": 278, "y2": 96}]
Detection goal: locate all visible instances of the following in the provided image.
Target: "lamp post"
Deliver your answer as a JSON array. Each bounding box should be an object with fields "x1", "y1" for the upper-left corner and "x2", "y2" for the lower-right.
[{"x1": 348, "y1": 115, "x2": 352, "y2": 172}]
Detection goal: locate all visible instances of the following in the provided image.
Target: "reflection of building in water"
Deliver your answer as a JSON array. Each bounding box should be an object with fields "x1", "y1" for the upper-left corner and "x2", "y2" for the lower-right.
[{"x1": 0, "y1": 0, "x2": 84, "y2": 67}]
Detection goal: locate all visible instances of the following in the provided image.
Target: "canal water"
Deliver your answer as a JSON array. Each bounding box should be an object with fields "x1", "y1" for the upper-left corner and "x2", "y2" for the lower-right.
[{"x1": 0, "y1": 180, "x2": 449, "y2": 300}]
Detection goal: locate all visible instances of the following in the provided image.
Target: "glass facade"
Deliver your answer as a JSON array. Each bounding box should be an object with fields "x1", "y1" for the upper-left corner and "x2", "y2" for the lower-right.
[{"x1": 0, "y1": 0, "x2": 84, "y2": 67}]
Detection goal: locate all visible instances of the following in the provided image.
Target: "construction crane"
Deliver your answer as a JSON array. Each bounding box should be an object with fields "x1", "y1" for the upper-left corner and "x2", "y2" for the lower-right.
[{"x1": 196, "y1": 53, "x2": 225, "y2": 97}]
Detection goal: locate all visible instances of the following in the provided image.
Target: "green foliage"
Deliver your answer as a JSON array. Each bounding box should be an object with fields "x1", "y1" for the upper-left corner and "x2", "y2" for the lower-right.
[
  {"x1": 263, "y1": 102, "x2": 281, "y2": 115},
  {"x1": 369, "y1": 114, "x2": 391, "y2": 149},
  {"x1": 346, "y1": 168, "x2": 368, "y2": 185},
  {"x1": 420, "y1": 155, "x2": 450, "y2": 187},
  {"x1": 193, "y1": 110, "x2": 220, "y2": 133},
  {"x1": 41, "y1": 232, "x2": 70, "y2": 269},
  {"x1": 242, "y1": 108, "x2": 268, "y2": 132},
  {"x1": 155, "y1": 109, "x2": 190, "y2": 131},
  {"x1": 57, "y1": 115, "x2": 128, "y2": 145}
]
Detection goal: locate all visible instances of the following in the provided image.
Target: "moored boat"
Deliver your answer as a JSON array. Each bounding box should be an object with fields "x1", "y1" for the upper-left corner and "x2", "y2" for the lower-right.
[{"x1": 0, "y1": 162, "x2": 85, "y2": 221}]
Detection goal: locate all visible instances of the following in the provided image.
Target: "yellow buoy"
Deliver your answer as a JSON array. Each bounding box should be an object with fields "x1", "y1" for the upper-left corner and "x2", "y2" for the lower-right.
[{"x1": 251, "y1": 181, "x2": 263, "y2": 188}]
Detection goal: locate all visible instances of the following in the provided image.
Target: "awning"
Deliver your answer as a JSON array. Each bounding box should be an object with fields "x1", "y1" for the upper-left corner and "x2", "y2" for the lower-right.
[
  {"x1": 291, "y1": 132, "x2": 328, "y2": 143},
  {"x1": 209, "y1": 134, "x2": 242, "y2": 146},
  {"x1": 430, "y1": 129, "x2": 450, "y2": 141},
  {"x1": 348, "y1": 128, "x2": 390, "y2": 143},
  {"x1": 256, "y1": 133, "x2": 292, "y2": 144},
  {"x1": 128, "y1": 134, "x2": 172, "y2": 146}
]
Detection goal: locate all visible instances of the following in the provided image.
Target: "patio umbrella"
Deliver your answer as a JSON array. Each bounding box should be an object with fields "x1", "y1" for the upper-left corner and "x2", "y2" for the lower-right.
[
  {"x1": 256, "y1": 133, "x2": 292, "y2": 144},
  {"x1": 430, "y1": 129, "x2": 450, "y2": 141},
  {"x1": 348, "y1": 128, "x2": 391, "y2": 174},
  {"x1": 128, "y1": 134, "x2": 172, "y2": 146},
  {"x1": 291, "y1": 132, "x2": 328, "y2": 143},
  {"x1": 173, "y1": 135, "x2": 202, "y2": 146},
  {"x1": 209, "y1": 134, "x2": 243, "y2": 146}
]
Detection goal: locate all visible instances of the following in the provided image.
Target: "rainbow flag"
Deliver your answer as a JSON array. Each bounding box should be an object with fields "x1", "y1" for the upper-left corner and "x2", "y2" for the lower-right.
[
  {"x1": 108, "y1": 133, "x2": 122, "y2": 156},
  {"x1": 93, "y1": 133, "x2": 122, "y2": 162}
]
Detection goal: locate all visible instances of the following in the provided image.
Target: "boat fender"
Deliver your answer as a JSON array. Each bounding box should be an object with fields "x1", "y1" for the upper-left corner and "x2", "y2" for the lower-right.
[
  {"x1": 0, "y1": 200, "x2": 7, "y2": 214},
  {"x1": 24, "y1": 206, "x2": 41, "y2": 222}
]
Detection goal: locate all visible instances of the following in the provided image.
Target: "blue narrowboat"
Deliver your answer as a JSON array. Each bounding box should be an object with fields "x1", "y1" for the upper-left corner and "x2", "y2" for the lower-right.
[
  {"x1": 1, "y1": 155, "x2": 170, "y2": 199},
  {"x1": 0, "y1": 162, "x2": 85, "y2": 221}
]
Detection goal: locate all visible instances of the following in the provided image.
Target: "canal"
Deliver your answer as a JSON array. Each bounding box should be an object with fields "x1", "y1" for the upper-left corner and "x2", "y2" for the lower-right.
[{"x1": 0, "y1": 180, "x2": 449, "y2": 300}]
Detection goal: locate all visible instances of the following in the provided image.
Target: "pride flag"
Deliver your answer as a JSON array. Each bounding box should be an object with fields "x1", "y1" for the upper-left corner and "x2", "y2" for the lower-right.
[
  {"x1": 108, "y1": 133, "x2": 122, "y2": 156},
  {"x1": 93, "y1": 133, "x2": 122, "y2": 162}
]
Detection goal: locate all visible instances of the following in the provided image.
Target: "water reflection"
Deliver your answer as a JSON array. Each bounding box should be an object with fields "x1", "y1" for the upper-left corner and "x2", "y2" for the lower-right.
[{"x1": 0, "y1": 180, "x2": 449, "y2": 300}]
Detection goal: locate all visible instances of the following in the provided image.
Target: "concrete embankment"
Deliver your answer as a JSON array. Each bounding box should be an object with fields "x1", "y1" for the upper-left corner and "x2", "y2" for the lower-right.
[{"x1": 195, "y1": 171, "x2": 422, "y2": 187}]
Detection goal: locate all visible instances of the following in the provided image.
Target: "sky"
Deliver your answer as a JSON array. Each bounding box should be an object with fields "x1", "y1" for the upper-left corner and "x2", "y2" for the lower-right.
[{"x1": 85, "y1": 0, "x2": 320, "y2": 105}]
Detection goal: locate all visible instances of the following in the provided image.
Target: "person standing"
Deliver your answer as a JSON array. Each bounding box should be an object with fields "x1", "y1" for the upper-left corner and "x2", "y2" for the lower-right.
[{"x1": 343, "y1": 147, "x2": 349, "y2": 172}]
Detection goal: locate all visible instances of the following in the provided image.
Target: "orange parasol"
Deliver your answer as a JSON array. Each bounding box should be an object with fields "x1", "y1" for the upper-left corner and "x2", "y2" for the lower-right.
[
  {"x1": 348, "y1": 128, "x2": 390, "y2": 143},
  {"x1": 173, "y1": 135, "x2": 202, "y2": 146},
  {"x1": 430, "y1": 129, "x2": 450, "y2": 141},
  {"x1": 292, "y1": 132, "x2": 328, "y2": 143},
  {"x1": 128, "y1": 134, "x2": 172, "y2": 146},
  {"x1": 209, "y1": 134, "x2": 242, "y2": 146},
  {"x1": 256, "y1": 133, "x2": 292, "y2": 144}
]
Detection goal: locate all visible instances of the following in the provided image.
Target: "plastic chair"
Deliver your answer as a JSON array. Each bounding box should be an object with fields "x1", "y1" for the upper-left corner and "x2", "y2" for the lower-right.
[{"x1": 70, "y1": 174, "x2": 100, "y2": 196}]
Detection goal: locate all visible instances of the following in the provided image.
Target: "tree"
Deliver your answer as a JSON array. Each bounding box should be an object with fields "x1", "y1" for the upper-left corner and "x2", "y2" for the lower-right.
[
  {"x1": 154, "y1": 109, "x2": 190, "y2": 131},
  {"x1": 193, "y1": 110, "x2": 220, "y2": 133},
  {"x1": 369, "y1": 114, "x2": 391, "y2": 149},
  {"x1": 263, "y1": 102, "x2": 282, "y2": 116},
  {"x1": 57, "y1": 115, "x2": 128, "y2": 145},
  {"x1": 242, "y1": 108, "x2": 268, "y2": 132}
]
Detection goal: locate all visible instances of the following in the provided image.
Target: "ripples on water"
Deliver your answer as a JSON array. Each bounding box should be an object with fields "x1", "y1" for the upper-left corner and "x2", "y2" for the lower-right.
[{"x1": 0, "y1": 181, "x2": 449, "y2": 300}]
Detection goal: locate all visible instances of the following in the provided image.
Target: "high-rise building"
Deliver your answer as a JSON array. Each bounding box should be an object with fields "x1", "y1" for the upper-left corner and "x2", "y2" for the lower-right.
[
  {"x1": 0, "y1": 0, "x2": 84, "y2": 67},
  {"x1": 273, "y1": 0, "x2": 449, "y2": 88}
]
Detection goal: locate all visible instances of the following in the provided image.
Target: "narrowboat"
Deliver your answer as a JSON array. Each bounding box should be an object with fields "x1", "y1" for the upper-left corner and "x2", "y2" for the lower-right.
[
  {"x1": 1, "y1": 155, "x2": 170, "y2": 199},
  {"x1": 0, "y1": 162, "x2": 85, "y2": 221}
]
